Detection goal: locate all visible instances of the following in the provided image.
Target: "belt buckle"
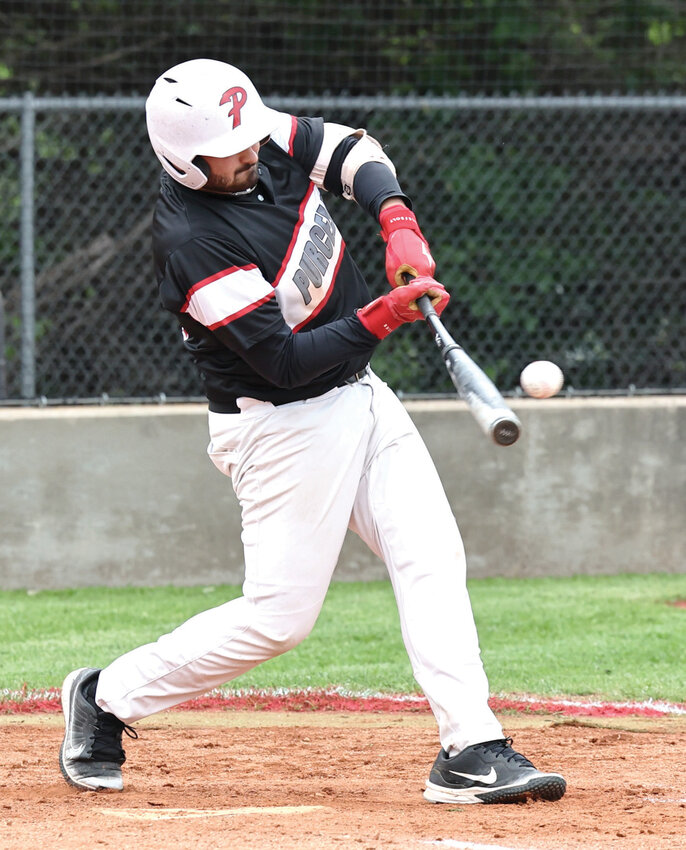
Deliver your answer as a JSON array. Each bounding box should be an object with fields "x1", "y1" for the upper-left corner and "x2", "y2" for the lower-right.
[{"x1": 342, "y1": 365, "x2": 369, "y2": 386}]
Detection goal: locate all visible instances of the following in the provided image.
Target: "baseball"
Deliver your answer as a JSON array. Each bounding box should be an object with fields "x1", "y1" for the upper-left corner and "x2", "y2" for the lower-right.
[{"x1": 520, "y1": 360, "x2": 564, "y2": 398}]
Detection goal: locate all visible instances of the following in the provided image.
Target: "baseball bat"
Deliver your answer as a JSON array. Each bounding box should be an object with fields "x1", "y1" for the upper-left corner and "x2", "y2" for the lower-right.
[{"x1": 411, "y1": 279, "x2": 521, "y2": 446}]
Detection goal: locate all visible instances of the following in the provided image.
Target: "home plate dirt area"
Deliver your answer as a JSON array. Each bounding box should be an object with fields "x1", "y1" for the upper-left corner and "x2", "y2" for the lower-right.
[{"x1": 0, "y1": 708, "x2": 684, "y2": 850}]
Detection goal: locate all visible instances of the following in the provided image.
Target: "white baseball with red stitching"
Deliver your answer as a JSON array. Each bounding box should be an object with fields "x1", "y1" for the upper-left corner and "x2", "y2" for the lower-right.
[{"x1": 520, "y1": 360, "x2": 564, "y2": 398}]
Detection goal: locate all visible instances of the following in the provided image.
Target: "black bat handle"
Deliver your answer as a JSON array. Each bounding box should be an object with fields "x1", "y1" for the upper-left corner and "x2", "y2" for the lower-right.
[
  {"x1": 416, "y1": 293, "x2": 454, "y2": 345},
  {"x1": 416, "y1": 293, "x2": 460, "y2": 356},
  {"x1": 417, "y1": 292, "x2": 436, "y2": 319}
]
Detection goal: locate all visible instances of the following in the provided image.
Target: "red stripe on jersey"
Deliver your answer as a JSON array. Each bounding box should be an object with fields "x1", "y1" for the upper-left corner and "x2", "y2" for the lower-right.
[
  {"x1": 292, "y1": 240, "x2": 346, "y2": 333},
  {"x1": 288, "y1": 115, "x2": 297, "y2": 156},
  {"x1": 181, "y1": 263, "x2": 259, "y2": 312},
  {"x1": 272, "y1": 182, "x2": 316, "y2": 288},
  {"x1": 207, "y1": 290, "x2": 276, "y2": 330}
]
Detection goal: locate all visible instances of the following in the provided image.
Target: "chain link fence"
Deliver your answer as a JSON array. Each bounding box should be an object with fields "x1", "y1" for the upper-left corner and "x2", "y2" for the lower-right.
[
  {"x1": 3, "y1": 1, "x2": 685, "y2": 97},
  {"x1": 1, "y1": 94, "x2": 685, "y2": 403}
]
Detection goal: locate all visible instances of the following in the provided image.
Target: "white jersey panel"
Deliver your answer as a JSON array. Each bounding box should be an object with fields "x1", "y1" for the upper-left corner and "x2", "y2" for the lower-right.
[
  {"x1": 273, "y1": 185, "x2": 345, "y2": 331},
  {"x1": 309, "y1": 122, "x2": 359, "y2": 187},
  {"x1": 267, "y1": 111, "x2": 298, "y2": 155},
  {"x1": 182, "y1": 264, "x2": 275, "y2": 330}
]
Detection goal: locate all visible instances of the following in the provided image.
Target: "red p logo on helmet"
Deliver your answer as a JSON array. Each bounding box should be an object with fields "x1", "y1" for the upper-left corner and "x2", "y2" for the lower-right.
[{"x1": 219, "y1": 86, "x2": 248, "y2": 129}]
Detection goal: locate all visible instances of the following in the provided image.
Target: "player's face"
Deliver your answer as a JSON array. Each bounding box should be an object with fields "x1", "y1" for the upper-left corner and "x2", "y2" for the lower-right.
[{"x1": 201, "y1": 139, "x2": 266, "y2": 194}]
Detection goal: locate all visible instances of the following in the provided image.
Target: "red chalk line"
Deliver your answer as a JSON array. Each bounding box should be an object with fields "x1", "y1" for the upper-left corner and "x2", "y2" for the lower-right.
[{"x1": 1, "y1": 687, "x2": 685, "y2": 718}]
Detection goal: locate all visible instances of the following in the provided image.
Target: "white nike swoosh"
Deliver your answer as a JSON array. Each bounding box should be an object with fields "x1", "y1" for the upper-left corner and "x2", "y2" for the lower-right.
[{"x1": 448, "y1": 767, "x2": 498, "y2": 784}]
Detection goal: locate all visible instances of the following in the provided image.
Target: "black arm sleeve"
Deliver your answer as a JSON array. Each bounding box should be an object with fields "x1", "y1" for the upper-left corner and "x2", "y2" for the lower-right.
[
  {"x1": 353, "y1": 161, "x2": 412, "y2": 219},
  {"x1": 243, "y1": 315, "x2": 380, "y2": 389}
]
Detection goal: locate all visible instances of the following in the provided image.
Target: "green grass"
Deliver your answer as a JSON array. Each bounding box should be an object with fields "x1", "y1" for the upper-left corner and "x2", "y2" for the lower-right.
[{"x1": 1, "y1": 574, "x2": 685, "y2": 702}]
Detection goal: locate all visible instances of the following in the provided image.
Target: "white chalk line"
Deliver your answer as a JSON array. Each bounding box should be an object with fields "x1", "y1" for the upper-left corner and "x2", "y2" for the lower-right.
[
  {"x1": 5, "y1": 686, "x2": 686, "y2": 716},
  {"x1": 503, "y1": 694, "x2": 686, "y2": 716},
  {"x1": 208, "y1": 688, "x2": 686, "y2": 715},
  {"x1": 98, "y1": 804, "x2": 327, "y2": 821}
]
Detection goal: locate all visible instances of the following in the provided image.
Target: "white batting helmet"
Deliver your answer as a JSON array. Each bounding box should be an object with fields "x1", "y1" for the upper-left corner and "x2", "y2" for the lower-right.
[{"x1": 146, "y1": 58, "x2": 279, "y2": 189}]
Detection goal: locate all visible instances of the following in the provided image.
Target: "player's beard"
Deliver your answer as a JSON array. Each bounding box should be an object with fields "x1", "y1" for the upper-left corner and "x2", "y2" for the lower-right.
[{"x1": 206, "y1": 163, "x2": 259, "y2": 195}]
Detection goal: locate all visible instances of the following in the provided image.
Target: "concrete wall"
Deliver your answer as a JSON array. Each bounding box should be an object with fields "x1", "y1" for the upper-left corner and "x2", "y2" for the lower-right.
[{"x1": 1, "y1": 396, "x2": 684, "y2": 589}]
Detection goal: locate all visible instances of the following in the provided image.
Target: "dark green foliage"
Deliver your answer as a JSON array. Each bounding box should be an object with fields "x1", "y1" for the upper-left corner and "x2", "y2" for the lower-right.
[
  {"x1": 1, "y1": 3, "x2": 684, "y2": 399},
  {"x1": 0, "y1": 1, "x2": 684, "y2": 96}
]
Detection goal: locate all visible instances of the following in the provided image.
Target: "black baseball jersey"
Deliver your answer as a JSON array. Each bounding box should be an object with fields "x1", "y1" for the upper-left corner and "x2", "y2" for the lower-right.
[{"x1": 152, "y1": 112, "x2": 393, "y2": 412}]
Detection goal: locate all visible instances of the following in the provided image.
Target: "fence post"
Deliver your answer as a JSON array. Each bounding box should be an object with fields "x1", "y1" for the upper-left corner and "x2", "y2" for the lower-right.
[
  {"x1": 20, "y1": 91, "x2": 36, "y2": 399},
  {"x1": 0, "y1": 288, "x2": 6, "y2": 399}
]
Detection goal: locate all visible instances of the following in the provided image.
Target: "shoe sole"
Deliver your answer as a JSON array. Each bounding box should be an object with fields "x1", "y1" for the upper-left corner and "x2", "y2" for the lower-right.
[
  {"x1": 424, "y1": 774, "x2": 567, "y2": 804},
  {"x1": 59, "y1": 667, "x2": 122, "y2": 792}
]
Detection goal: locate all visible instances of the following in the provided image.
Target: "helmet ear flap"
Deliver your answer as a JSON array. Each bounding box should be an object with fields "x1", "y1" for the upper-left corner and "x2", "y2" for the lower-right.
[{"x1": 151, "y1": 141, "x2": 209, "y2": 189}]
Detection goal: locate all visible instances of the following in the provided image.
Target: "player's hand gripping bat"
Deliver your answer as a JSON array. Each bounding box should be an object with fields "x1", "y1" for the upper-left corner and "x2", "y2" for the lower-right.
[{"x1": 406, "y1": 275, "x2": 521, "y2": 446}]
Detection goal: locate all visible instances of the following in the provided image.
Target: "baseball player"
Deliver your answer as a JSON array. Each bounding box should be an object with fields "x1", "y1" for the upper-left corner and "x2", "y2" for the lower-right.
[{"x1": 59, "y1": 59, "x2": 566, "y2": 805}]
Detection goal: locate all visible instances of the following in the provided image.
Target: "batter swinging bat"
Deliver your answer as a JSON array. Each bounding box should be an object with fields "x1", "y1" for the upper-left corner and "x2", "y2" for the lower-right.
[{"x1": 414, "y1": 283, "x2": 521, "y2": 447}]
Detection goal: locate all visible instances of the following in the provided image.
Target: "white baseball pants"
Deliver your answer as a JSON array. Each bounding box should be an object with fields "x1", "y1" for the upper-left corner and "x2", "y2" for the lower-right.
[{"x1": 97, "y1": 370, "x2": 503, "y2": 754}]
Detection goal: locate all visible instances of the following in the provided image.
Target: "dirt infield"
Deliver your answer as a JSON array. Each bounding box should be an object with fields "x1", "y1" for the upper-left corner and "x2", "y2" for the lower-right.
[{"x1": 1, "y1": 710, "x2": 685, "y2": 850}]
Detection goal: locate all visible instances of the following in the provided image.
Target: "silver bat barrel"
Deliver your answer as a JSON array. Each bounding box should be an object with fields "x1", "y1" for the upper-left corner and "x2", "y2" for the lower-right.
[{"x1": 417, "y1": 293, "x2": 522, "y2": 447}]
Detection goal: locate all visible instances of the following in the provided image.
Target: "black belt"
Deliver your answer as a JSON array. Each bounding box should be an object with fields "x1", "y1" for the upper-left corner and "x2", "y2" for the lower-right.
[
  {"x1": 209, "y1": 366, "x2": 370, "y2": 414},
  {"x1": 337, "y1": 365, "x2": 370, "y2": 386}
]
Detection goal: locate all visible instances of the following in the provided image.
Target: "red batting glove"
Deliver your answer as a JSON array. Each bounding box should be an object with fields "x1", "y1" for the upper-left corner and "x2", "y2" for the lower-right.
[
  {"x1": 357, "y1": 276, "x2": 449, "y2": 339},
  {"x1": 379, "y1": 203, "x2": 436, "y2": 288}
]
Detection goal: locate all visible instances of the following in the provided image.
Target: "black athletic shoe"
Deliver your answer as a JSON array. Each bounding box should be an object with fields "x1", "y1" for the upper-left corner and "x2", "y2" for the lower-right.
[
  {"x1": 59, "y1": 667, "x2": 137, "y2": 791},
  {"x1": 424, "y1": 737, "x2": 567, "y2": 804}
]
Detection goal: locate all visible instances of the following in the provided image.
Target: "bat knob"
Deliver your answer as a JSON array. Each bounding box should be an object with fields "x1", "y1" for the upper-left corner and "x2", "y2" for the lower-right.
[{"x1": 491, "y1": 418, "x2": 521, "y2": 446}]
